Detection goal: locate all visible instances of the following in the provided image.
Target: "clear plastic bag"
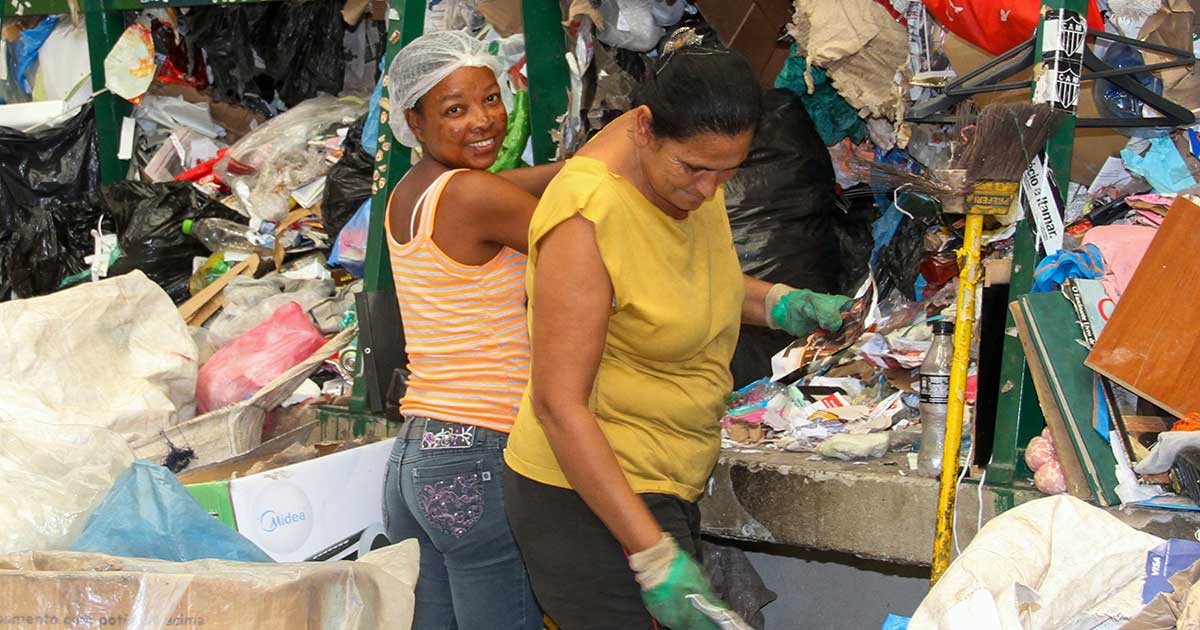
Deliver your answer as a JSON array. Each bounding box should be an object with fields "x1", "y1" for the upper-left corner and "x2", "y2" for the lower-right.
[
  {"x1": 205, "y1": 275, "x2": 335, "y2": 349},
  {"x1": 329, "y1": 199, "x2": 370, "y2": 277},
  {"x1": 0, "y1": 420, "x2": 134, "y2": 554},
  {"x1": 597, "y1": 0, "x2": 664, "y2": 53},
  {"x1": 215, "y1": 96, "x2": 366, "y2": 222},
  {"x1": 196, "y1": 301, "x2": 327, "y2": 413}
]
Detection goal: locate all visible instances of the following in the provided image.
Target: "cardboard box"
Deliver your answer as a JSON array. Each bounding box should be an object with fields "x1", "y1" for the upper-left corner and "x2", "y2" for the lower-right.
[
  {"x1": 181, "y1": 433, "x2": 395, "y2": 563},
  {"x1": 694, "y1": 0, "x2": 794, "y2": 86},
  {"x1": 0, "y1": 544, "x2": 418, "y2": 630},
  {"x1": 185, "y1": 479, "x2": 236, "y2": 528}
]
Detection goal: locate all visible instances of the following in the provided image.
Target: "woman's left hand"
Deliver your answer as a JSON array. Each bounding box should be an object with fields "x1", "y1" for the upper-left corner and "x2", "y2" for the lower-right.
[{"x1": 766, "y1": 285, "x2": 852, "y2": 338}]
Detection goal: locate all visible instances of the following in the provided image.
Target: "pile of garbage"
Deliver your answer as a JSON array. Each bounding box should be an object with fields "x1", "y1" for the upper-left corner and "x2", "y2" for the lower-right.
[
  {"x1": 698, "y1": 0, "x2": 1200, "y2": 501},
  {"x1": 0, "y1": 4, "x2": 539, "y2": 625}
]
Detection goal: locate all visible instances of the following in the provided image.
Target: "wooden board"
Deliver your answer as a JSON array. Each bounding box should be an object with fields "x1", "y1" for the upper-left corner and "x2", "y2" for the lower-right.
[
  {"x1": 1011, "y1": 299, "x2": 1094, "y2": 501},
  {"x1": 1013, "y1": 291, "x2": 1127, "y2": 505},
  {"x1": 177, "y1": 254, "x2": 260, "y2": 326},
  {"x1": 1086, "y1": 196, "x2": 1200, "y2": 418}
]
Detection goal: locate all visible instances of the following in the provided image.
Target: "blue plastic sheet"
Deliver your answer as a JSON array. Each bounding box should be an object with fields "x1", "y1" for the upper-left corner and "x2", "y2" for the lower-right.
[
  {"x1": 70, "y1": 460, "x2": 272, "y2": 563},
  {"x1": 882, "y1": 614, "x2": 911, "y2": 630},
  {"x1": 329, "y1": 198, "x2": 370, "y2": 277},
  {"x1": 1120, "y1": 136, "x2": 1198, "y2": 194},
  {"x1": 361, "y1": 59, "x2": 385, "y2": 155},
  {"x1": 14, "y1": 16, "x2": 59, "y2": 96},
  {"x1": 1143, "y1": 539, "x2": 1200, "y2": 604}
]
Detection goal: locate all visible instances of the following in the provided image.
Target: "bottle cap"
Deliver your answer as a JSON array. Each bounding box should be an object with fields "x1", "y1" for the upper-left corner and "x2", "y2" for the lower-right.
[
  {"x1": 932, "y1": 320, "x2": 955, "y2": 335},
  {"x1": 181, "y1": 219, "x2": 195, "y2": 235}
]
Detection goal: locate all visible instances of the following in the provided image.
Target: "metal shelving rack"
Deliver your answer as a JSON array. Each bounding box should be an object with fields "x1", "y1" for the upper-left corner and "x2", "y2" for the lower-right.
[{"x1": 5, "y1": 0, "x2": 568, "y2": 434}]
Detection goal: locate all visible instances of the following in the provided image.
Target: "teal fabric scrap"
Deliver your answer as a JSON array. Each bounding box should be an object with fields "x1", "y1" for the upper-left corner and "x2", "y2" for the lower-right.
[
  {"x1": 1120, "y1": 136, "x2": 1198, "y2": 194},
  {"x1": 774, "y1": 46, "x2": 867, "y2": 147}
]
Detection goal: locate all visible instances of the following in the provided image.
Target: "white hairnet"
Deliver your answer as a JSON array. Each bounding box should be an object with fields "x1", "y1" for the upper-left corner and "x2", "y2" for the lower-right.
[{"x1": 386, "y1": 30, "x2": 505, "y2": 148}]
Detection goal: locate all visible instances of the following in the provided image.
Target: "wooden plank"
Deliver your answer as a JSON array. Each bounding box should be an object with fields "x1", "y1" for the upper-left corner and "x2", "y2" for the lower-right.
[
  {"x1": 1124, "y1": 415, "x2": 1175, "y2": 434},
  {"x1": 1014, "y1": 292, "x2": 1120, "y2": 505},
  {"x1": 178, "y1": 254, "x2": 260, "y2": 325},
  {"x1": 1011, "y1": 299, "x2": 1094, "y2": 501},
  {"x1": 1086, "y1": 196, "x2": 1200, "y2": 418}
]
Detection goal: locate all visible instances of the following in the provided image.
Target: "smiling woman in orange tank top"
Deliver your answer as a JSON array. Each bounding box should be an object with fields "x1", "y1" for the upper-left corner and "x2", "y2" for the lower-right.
[{"x1": 379, "y1": 30, "x2": 561, "y2": 630}]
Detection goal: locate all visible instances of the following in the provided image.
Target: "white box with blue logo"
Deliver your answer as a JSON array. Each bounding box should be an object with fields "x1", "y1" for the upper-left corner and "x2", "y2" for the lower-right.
[{"x1": 228, "y1": 438, "x2": 395, "y2": 563}]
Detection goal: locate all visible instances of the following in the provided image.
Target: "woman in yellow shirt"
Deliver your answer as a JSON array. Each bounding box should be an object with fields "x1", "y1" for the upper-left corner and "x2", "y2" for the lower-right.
[{"x1": 503, "y1": 34, "x2": 851, "y2": 630}]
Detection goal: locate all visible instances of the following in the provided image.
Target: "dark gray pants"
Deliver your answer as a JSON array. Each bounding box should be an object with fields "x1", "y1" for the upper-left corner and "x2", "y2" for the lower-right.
[{"x1": 504, "y1": 466, "x2": 702, "y2": 630}]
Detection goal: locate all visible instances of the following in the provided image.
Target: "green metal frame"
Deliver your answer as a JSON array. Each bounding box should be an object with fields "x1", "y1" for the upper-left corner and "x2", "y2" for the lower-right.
[{"x1": 987, "y1": 0, "x2": 1086, "y2": 512}]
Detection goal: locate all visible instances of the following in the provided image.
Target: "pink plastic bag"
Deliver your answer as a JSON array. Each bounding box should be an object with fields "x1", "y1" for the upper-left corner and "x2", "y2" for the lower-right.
[{"x1": 196, "y1": 302, "x2": 327, "y2": 414}]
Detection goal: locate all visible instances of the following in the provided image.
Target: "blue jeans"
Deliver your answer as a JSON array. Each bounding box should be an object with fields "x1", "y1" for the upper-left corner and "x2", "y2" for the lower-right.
[{"x1": 383, "y1": 417, "x2": 541, "y2": 630}]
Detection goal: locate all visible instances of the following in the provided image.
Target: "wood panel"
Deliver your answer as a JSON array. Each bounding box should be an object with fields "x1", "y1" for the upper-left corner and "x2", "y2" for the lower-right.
[{"x1": 1086, "y1": 196, "x2": 1200, "y2": 418}]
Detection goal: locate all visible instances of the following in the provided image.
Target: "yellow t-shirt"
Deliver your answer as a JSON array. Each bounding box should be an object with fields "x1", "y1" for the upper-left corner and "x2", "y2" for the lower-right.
[{"x1": 504, "y1": 156, "x2": 745, "y2": 502}]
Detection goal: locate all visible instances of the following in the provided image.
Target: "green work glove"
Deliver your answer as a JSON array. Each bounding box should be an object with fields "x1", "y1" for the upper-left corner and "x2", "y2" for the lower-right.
[
  {"x1": 629, "y1": 535, "x2": 723, "y2": 630},
  {"x1": 766, "y1": 284, "x2": 852, "y2": 338}
]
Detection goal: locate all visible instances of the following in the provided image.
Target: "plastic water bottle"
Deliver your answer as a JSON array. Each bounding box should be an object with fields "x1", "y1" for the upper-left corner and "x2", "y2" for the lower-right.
[
  {"x1": 917, "y1": 320, "x2": 955, "y2": 478},
  {"x1": 182, "y1": 218, "x2": 268, "y2": 255}
]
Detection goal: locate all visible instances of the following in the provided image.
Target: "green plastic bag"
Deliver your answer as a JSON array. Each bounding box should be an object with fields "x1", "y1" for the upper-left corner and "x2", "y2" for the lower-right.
[{"x1": 488, "y1": 89, "x2": 530, "y2": 173}]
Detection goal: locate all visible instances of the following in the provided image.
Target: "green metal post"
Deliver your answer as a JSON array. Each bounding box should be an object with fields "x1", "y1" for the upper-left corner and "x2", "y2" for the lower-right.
[
  {"x1": 348, "y1": 0, "x2": 424, "y2": 415},
  {"x1": 83, "y1": 0, "x2": 131, "y2": 183},
  {"x1": 522, "y1": 0, "x2": 569, "y2": 164},
  {"x1": 988, "y1": 0, "x2": 1085, "y2": 510}
]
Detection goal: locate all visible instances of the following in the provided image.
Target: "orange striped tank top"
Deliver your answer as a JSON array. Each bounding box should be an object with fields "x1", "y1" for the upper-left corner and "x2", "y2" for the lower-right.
[{"x1": 385, "y1": 169, "x2": 530, "y2": 432}]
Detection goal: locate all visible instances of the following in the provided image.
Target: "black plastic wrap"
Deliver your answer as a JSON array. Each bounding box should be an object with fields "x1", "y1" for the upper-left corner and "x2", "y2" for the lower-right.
[
  {"x1": 833, "y1": 187, "x2": 878, "y2": 297},
  {"x1": 724, "y1": 89, "x2": 841, "y2": 387},
  {"x1": 322, "y1": 113, "x2": 373, "y2": 239},
  {"x1": 701, "y1": 541, "x2": 777, "y2": 630},
  {"x1": 100, "y1": 182, "x2": 247, "y2": 303},
  {"x1": 255, "y1": 0, "x2": 346, "y2": 107},
  {"x1": 183, "y1": 3, "x2": 271, "y2": 103},
  {"x1": 186, "y1": 0, "x2": 347, "y2": 108},
  {"x1": 0, "y1": 106, "x2": 102, "y2": 300}
]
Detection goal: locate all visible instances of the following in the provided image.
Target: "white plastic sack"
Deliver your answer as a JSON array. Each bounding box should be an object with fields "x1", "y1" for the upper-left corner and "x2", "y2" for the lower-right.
[
  {"x1": 0, "y1": 421, "x2": 135, "y2": 554},
  {"x1": 910, "y1": 496, "x2": 1162, "y2": 630},
  {"x1": 0, "y1": 540, "x2": 418, "y2": 629},
  {"x1": 132, "y1": 326, "x2": 356, "y2": 471},
  {"x1": 597, "y1": 0, "x2": 664, "y2": 52},
  {"x1": 0, "y1": 271, "x2": 198, "y2": 445},
  {"x1": 37, "y1": 21, "x2": 91, "y2": 111}
]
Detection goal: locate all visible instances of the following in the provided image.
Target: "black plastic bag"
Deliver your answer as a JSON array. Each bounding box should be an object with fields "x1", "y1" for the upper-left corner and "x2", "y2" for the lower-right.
[
  {"x1": 0, "y1": 105, "x2": 102, "y2": 300},
  {"x1": 724, "y1": 89, "x2": 841, "y2": 387},
  {"x1": 832, "y1": 186, "x2": 878, "y2": 297},
  {"x1": 877, "y1": 194, "x2": 940, "y2": 301},
  {"x1": 322, "y1": 113, "x2": 374, "y2": 239},
  {"x1": 100, "y1": 182, "x2": 246, "y2": 303},
  {"x1": 725, "y1": 89, "x2": 840, "y2": 290},
  {"x1": 0, "y1": 104, "x2": 100, "y2": 232},
  {"x1": 184, "y1": 3, "x2": 271, "y2": 103},
  {"x1": 255, "y1": 0, "x2": 347, "y2": 107},
  {"x1": 188, "y1": 0, "x2": 348, "y2": 108},
  {"x1": 701, "y1": 541, "x2": 777, "y2": 630}
]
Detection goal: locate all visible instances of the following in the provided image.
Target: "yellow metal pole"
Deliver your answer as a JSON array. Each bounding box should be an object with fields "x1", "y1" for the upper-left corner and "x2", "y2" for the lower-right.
[{"x1": 930, "y1": 212, "x2": 984, "y2": 583}]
